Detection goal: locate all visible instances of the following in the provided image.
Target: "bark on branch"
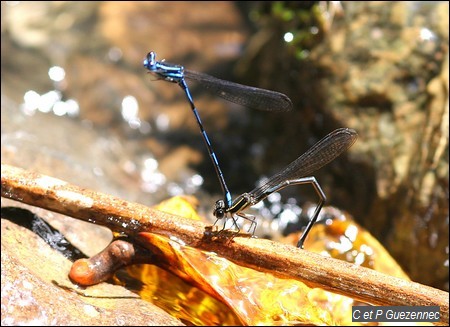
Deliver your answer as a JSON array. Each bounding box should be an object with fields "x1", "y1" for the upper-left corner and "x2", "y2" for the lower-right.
[{"x1": 1, "y1": 163, "x2": 448, "y2": 325}]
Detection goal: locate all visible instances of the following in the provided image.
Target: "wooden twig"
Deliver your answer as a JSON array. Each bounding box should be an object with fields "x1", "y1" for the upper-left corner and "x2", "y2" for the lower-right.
[{"x1": 1, "y1": 163, "x2": 448, "y2": 325}]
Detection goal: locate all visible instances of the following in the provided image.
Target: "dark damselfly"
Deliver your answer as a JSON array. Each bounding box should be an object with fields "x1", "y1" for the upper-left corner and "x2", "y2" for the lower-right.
[{"x1": 212, "y1": 127, "x2": 357, "y2": 248}]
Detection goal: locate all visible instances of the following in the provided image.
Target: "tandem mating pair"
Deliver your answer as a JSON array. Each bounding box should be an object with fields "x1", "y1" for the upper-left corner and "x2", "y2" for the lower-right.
[{"x1": 143, "y1": 51, "x2": 357, "y2": 248}]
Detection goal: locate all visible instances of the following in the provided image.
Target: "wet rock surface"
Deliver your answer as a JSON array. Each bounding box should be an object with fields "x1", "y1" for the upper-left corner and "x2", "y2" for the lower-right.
[{"x1": 1, "y1": 200, "x2": 184, "y2": 326}]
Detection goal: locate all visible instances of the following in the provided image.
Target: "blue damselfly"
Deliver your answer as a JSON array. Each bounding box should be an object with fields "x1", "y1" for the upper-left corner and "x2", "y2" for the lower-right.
[{"x1": 144, "y1": 51, "x2": 292, "y2": 211}]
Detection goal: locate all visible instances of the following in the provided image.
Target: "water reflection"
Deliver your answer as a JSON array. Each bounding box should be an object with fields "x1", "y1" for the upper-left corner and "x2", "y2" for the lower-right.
[
  {"x1": 419, "y1": 27, "x2": 436, "y2": 41},
  {"x1": 21, "y1": 89, "x2": 80, "y2": 117},
  {"x1": 121, "y1": 95, "x2": 151, "y2": 132}
]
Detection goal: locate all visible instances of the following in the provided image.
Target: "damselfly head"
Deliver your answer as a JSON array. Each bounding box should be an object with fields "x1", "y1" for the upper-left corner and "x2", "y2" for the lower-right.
[
  {"x1": 213, "y1": 200, "x2": 226, "y2": 219},
  {"x1": 143, "y1": 51, "x2": 157, "y2": 70}
]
